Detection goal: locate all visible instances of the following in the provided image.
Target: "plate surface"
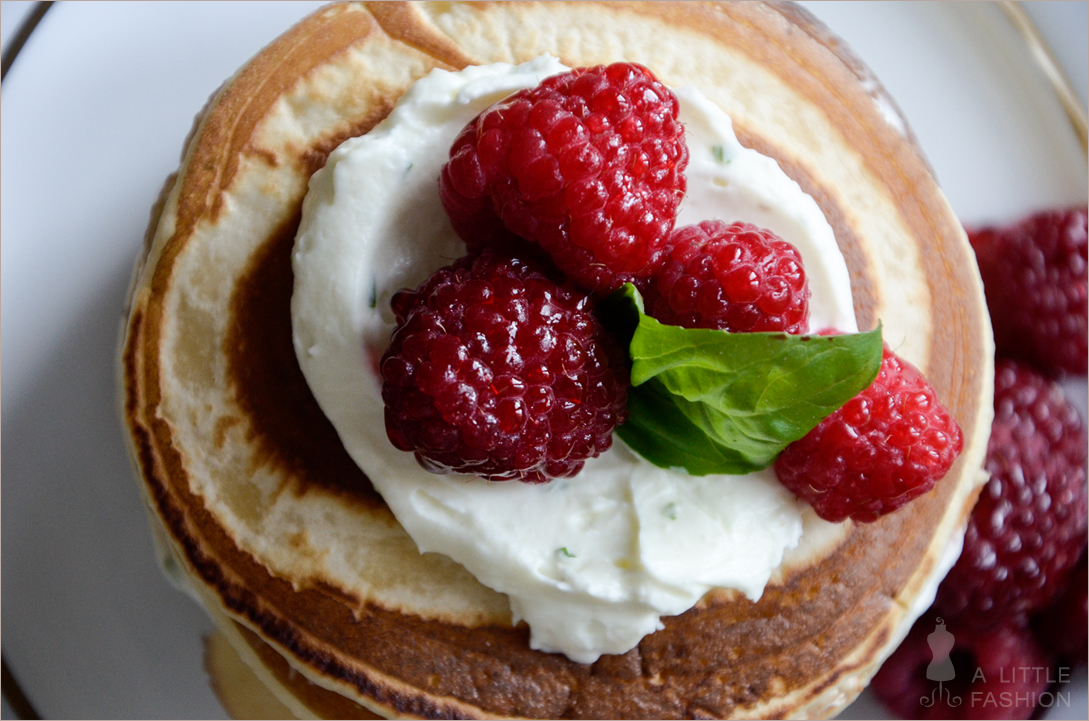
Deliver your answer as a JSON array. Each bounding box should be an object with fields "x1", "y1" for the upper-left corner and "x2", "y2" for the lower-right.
[{"x1": 1, "y1": 2, "x2": 1085, "y2": 718}]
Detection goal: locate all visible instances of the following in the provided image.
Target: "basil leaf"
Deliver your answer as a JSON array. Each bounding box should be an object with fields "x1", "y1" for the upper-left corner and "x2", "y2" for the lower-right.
[
  {"x1": 609, "y1": 284, "x2": 883, "y2": 475},
  {"x1": 616, "y1": 377, "x2": 759, "y2": 475}
]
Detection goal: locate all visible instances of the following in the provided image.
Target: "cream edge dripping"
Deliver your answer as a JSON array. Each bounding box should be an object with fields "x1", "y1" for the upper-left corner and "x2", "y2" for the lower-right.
[{"x1": 290, "y1": 54, "x2": 908, "y2": 664}]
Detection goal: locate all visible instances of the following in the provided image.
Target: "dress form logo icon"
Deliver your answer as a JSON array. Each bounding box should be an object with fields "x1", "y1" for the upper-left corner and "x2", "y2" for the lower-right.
[{"x1": 921, "y1": 617, "x2": 962, "y2": 708}]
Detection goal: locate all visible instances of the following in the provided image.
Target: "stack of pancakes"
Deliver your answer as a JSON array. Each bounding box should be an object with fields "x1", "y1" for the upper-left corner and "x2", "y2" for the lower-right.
[{"x1": 120, "y1": 2, "x2": 994, "y2": 718}]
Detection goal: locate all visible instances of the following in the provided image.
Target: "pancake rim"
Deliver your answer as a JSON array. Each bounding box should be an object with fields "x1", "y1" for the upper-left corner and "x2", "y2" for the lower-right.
[{"x1": 120, "y1": 2, "x2": 994, "y2": 718}]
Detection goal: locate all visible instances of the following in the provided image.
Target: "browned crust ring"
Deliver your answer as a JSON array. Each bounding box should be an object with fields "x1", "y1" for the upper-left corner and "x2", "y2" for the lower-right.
[{"x1": 121, "y1": 3, "x2": 992, "y2": 718}]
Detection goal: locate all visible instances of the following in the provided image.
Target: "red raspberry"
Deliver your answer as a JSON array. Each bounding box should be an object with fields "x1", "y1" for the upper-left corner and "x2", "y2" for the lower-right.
[
  {"x1": 935, "y1": 360, "x2": 1087, "y2": 631},
  {"x1": 439, "y1": 62, "x2": 688, "y2": 294},
  {"x1": 773, "y1": 345, "x2": 963, "y2": 523},
  {"x1": 380, "y1": 250, "x2": 628, "y2": 483},
  {"x1": 969, "y1": 206, "x2": 1087, "y2": 376},
  {"x1": 1033, "y1": 549, "x2": 1088, "y2": 663},
  {"x1": 643, "y1": 220, "x2": 810, "y2": 332},
  {"x1": 872, "y1": 613, "x2": 1054, "y2": 720}
]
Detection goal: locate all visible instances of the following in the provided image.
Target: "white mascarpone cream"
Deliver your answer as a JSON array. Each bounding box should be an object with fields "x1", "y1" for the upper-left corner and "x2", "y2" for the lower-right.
[{"x1": 291, "y1": 55, "x2": 858, "y2": 664}]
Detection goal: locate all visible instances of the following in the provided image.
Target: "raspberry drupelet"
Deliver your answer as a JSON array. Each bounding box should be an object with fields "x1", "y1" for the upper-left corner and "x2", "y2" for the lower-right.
[
  {"x1": 774, "y1": 343, "x2": 963, "y2": 523},
  {"x1": 1028, "y1": 551, "x2": 1089, "y2": 662},
  {"x1": 969, "y1": 206, "x2": 1087, "y2": 376},
  {"x1": 934, "y1": 360, "x2": 1087, "y2": 631},
  {"x1": 643, "y1": 220, "x2": 810, "y2": 332},
  {"x1": 380, "y1": 250, "x2": 629, "y2": 483},
  {"x1": 1033, "y1": 550, "x2": 1088, "y2": 663},
  {"x1": 440, "y1": 62, "x2": 688, "y2": 294}
]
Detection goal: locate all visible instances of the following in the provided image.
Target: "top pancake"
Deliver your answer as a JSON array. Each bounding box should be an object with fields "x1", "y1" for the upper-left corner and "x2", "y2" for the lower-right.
[{"x1": 120, "y1": 2, "x2": 994, "y2": 718}]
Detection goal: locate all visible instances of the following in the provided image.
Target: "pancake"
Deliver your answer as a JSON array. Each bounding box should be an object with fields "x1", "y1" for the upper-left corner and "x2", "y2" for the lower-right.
[
  {"x1": 204, "y1": 627, "x2": 300, "y2": 720},
  {"x1": 119, "y1": 2, "x2": 994, "y2": 718}
]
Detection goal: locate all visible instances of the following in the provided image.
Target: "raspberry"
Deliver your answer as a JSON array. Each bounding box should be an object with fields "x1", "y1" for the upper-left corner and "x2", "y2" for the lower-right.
[
  {"x1": 934, "y1": 360, "x2": 1087, "y2": 630},
  {"x1": 773, "y1": 345, "x2": 963, "y2": 523},
  {"x1": 380, "y1": 250, "x2": 628, "y2": 483},
  {"x1": 643, "y1": 220, "x2": 810, "y2": 332},
  {"x1": 969, "y1": 206, "x2": 1087, "y2": 376},
  {"x1": 440, "y1": 62, "x2": 688, "y2": 294},
  {"x1": 872, "y1": 613, "x2": 1053, "y2": 720},
  {"x1": 1032, "y1": 548, "x2": 1088, "y2": 663}
]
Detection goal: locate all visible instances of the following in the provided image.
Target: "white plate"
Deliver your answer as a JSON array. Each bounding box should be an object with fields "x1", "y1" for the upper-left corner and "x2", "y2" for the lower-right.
[{"x1": 1, "y1": 2, "x2": 1085, "y2": 718}]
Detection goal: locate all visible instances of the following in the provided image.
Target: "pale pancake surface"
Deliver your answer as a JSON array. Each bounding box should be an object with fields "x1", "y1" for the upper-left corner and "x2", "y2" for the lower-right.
[{"x1": 121, "y1": 2, "x2": 993, "y2": 718}]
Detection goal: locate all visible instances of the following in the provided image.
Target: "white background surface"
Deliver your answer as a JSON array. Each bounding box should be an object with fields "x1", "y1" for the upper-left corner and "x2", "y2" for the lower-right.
[{"x1": 1, "y1": 2, "x2": 1086, "y2": 719}]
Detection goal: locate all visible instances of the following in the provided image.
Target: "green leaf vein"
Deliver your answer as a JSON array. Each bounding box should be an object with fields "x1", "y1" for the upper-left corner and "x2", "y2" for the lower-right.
[{"x1": 607, "y1": 284, "x2": 883, "y2": 476}]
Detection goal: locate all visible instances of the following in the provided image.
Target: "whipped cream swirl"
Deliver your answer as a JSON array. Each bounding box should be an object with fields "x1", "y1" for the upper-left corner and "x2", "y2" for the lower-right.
[{"x1": 291, "y1": 56, "x2": 855, "y2": 663}]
